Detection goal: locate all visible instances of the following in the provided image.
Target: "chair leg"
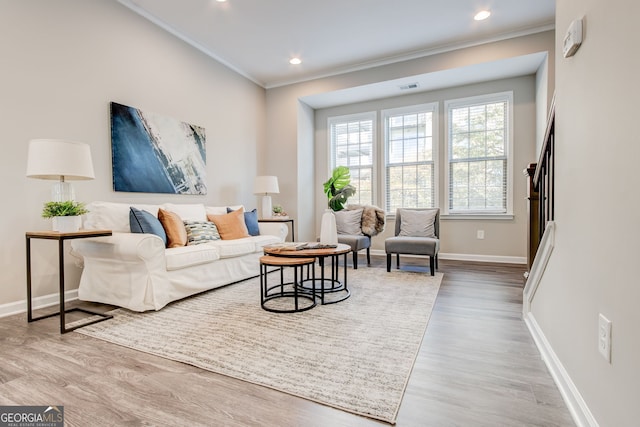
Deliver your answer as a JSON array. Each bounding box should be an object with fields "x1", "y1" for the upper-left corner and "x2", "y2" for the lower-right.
[
  {"x1": 386, "y1": 253, "x2": 391, "y2": 272},
  {"x1": 429, "y1": 256, "x2": 435, "y2": 276},
  {"x1": 366, "y1": 247, "x2": 371, "y2": 265},
  {"x1": 435, "y1": 254, "x2": 439, "y2": 269},
  {"x1": 352, "y1": 250, "x2": 358, "y2": 269},
  {"x1": 396, "y1": 254, "x2": 400, "y2": 269}
]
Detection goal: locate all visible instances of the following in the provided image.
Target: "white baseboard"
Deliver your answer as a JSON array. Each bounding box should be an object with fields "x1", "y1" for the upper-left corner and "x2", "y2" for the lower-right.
[
  {"x1": 524, "y1": 313, "x2": 599, "y2": 427},
  {"x1": 438, "y1": 252, "x2": 526, "y2": 264},
  {"x1": 369, "y1": 249, "x2": 526, "y2": 264},
  {"x1": 0, "y1": 290, "x2": 78, "y2": 318}
]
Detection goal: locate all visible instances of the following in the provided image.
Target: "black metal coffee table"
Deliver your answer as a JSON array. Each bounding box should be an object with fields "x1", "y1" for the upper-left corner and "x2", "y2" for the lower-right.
[{"x1": 263, "y1": 243, "x2": 351, "y2": 305}]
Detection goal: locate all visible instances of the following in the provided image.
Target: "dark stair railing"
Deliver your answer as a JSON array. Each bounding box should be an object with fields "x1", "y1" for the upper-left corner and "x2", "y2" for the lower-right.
[{"x1": 525, "y1": 96, "x2": 555, "y2": 270}]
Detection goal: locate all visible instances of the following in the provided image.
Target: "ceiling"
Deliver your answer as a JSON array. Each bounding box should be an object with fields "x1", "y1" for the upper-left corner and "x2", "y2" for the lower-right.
[{"x1": 118, "y1": 0, "x2": 556, "y2": 90}]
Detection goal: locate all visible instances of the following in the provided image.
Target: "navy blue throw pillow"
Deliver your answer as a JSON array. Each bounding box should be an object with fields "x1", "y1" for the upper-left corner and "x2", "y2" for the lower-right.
[{"x1": 129, "y1": 207, "x2": 168, "y2": 246}]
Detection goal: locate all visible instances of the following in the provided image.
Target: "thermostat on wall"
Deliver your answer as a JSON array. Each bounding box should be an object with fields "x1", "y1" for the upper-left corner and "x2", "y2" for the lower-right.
[{"x1": 563, "y1": 18, "x2": 583, "y2": 58}]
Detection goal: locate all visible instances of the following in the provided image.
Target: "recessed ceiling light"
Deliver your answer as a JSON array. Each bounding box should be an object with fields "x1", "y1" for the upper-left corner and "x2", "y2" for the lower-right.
[
  {"x1": 289, "y1": 58, "x2": 302, "y2": 65},
  {"x1": 216, "y1": 0, "x2": 227, "y2": 2},
  {"x1": 474, "y1": 10, "x2": 491, "y2": 21}
]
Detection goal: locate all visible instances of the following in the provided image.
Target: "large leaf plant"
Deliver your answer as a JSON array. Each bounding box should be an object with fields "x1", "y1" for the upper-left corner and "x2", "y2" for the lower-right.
[{"x1": 323, "y1": 166, "x2": 356, "y2": 211}]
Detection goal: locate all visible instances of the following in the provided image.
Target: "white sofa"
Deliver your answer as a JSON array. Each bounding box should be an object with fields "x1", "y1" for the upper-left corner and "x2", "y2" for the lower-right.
[{"x1": 70, "y1": 201, "x2": 287, "y2": 312}]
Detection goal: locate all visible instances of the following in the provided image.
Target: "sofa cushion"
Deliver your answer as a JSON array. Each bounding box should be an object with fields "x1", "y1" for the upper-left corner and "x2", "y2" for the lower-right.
[
  {"x1": 206, "y1": 205, "x2": 243, "y2": 216},
  {"x1": 129, "y1": 207, "x2": 167, "y2": 246},
  {"x1": 162, "y1": 203, "x2": 207, "y2": 222},
  {"x1": 250, "y1": 234, "x2": 283, "y2": 252},
  {"x1": 85, "y1": 201, "x2": 161, "y2": 232},
  {"x1": 335, "y1": 208, "x2": 364, "y2": 235},
  {"x1": 184, "y1": 220, "x2": 221, "y2": 245},
  {"x1": 158, "y1": 208, "x2": 187, "y2": 248},
  {"x1": 207, "y1": 208, "x2": 250, "y2": 240},
  {"x1": 227, "y1": 207, "x2": 260, "y2": 236},
  {"x1": 206, "y1": 238, "x2": 256, "y2": 258},
  {"x1": 165, "y1": 245, "x2": 220, "y2": 271}
]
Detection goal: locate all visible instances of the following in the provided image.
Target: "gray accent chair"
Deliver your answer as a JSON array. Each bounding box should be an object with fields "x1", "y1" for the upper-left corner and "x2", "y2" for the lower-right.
[
  {"x1": 385, "y1": 208, "x2": 440, "y2": 276},
  {"x1": 321, "y1": 205, "x2": 384, "y2": 269},
  {"x1": 337, "y1": 234, "x2": 371, "y2": 269}
]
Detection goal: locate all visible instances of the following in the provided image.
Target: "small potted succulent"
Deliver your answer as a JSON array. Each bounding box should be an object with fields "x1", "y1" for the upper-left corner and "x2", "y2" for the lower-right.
[
  {"x1": 41, "y1": 201, "x2": 88, "y2": 232},
  {"x1": 272, "y1": 204, "x2": 288, "y2": 218}
]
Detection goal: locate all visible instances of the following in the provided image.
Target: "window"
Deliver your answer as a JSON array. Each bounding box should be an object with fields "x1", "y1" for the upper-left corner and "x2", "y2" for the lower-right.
[
  {"x1": 445, "y1": 92, "x2": 513, "y2": 216},
  {"x1": 328, "y1": 112, "x2": 375, "y2": 206},
  {"x1": 383, "y1": 103, "x2": 437, "y2": 213}
]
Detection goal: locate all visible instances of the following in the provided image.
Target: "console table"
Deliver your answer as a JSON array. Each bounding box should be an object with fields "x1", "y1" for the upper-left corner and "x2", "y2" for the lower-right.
[{"x1": 26, "y1": 229, "x2": 113, "y2": 334}]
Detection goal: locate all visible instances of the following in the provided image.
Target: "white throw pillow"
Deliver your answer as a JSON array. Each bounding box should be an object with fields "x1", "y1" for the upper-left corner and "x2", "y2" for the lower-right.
[
  {"x1": 334, "y1": 208, "x2": 364, "y2": 235},
  {"x1": 399, "y1": 209, "x2": 437, "y2": 238}
]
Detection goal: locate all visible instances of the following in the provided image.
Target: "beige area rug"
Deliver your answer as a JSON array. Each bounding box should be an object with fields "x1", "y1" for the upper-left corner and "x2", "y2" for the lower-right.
[{"x1": 76, "y1": 267, "x2": 442, "y2": 424}]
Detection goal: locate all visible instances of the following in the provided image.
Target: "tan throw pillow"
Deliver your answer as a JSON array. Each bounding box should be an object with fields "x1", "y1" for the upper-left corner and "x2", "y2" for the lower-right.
[
  {"x1": 158, "y1": 208, "x2": 188, "y2": 248},
  {"x1": 207, "y1": 208, "x2": 250, "y2": 240}
]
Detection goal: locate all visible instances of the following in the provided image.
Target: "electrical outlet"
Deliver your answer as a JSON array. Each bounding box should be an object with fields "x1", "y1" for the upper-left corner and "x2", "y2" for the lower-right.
[
  {"x1": 598, "y1": 313, "x2": 612, "y2": 363},
  {"x1": 476, "y1": 230, "x2": 485, "y2": 239}
]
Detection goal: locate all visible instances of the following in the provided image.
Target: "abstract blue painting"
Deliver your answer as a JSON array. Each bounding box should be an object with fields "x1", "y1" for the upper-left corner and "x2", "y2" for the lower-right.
[{"x1": 111, "y1": 102, "x2": 206, "y2": 194}]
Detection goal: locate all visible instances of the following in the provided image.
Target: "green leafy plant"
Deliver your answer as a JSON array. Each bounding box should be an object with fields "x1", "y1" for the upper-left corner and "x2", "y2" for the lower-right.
[
  {"x1": 323, "y1": 166, "x2": 356, "y2": 211},
  {"x1": 41, "y1": 201, "x2": 88, "y2": 218}
]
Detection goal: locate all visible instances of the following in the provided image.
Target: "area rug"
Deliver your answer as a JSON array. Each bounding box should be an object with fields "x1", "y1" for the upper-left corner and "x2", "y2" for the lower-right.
[{"x1": 76, "y1": 267, "x2": 442, "y2": 424}]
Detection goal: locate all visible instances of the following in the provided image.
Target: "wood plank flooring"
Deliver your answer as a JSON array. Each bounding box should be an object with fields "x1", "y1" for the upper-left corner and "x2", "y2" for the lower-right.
[{"x1": 0, "y1": 258, "x2": 575, "y2": 426}]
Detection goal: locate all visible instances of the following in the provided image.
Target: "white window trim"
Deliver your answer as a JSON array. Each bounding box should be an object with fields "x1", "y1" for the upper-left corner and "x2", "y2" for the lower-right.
[
  {"x1": 443, "y1": 91, "x2": 514, "y2": 218},
  {"x1": 381, "y1": 102, "x2": 439, "y2": 214},
  {"x1": 327, "y1": 111, "x2": 377, "y2": 206}
]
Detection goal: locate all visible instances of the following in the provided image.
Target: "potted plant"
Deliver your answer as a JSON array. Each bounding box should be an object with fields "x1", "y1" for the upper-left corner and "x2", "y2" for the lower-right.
[
  {"x1": 272, "y1": 204, "x2": 288, "y2": 218},
  {"x1": 41, "y1": 201, "x2": 88, "y2": 232},
  {"x1": 323, "y1": 166, "x2": 356, "y2": 211}
]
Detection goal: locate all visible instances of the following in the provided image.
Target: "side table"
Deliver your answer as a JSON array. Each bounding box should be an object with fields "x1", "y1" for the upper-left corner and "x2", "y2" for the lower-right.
[
  {"x1": 258, "y1": 217, "x2": 295, "y2": 242},
  {"x1": 260, "y1": 255, "x2": 316, "y2": 313},
  {"x1": 26, "y1": 229, "x2": 113, "y2": 334}
]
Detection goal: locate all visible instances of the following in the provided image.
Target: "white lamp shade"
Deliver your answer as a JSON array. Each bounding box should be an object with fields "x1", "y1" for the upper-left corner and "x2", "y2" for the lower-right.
[
  {"x1": 26, "y1": 139, "x2": 95, "y2": 180},
  {"x1": 253, "y1": 175, "x2": 279, "y2": 195}
]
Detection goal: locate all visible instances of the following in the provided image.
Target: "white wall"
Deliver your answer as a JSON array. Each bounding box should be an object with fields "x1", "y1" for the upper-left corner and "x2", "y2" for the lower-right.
[
  {"x1": 266, "y1": 31, "x2": 554, "y2": 256},
  {"x1": 531, "y1": 0, "x2": 640, "y2": 425},
  {"x1": 314, "y1": 76, "x2": 536, "y2": 260},
  {"x1": 0, "y1": 0, "x2": 265, "y2": 309}
]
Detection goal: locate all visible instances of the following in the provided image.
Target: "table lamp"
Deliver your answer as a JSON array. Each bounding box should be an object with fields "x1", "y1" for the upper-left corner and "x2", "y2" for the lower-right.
[
  {"x1": 253, "y1": 176, "x2": 279, "y2": 219},
  {"x1": 26, "y1": 139, "x2": 95, "y2": 201}
]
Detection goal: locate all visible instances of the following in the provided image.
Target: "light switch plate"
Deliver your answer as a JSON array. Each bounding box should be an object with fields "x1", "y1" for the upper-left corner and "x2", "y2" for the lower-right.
[{"x1": 598, "y1": 313, "x2": 611, "y2": 363}]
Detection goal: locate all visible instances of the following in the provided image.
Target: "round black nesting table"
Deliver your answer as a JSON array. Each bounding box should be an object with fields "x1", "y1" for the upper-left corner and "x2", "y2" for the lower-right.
[
  {"x1": 263, "y1": 243, "x2": 351, "y2": 305},
  {"x1": 260, "y1": 255, "x2": 316, "y2": 313}
]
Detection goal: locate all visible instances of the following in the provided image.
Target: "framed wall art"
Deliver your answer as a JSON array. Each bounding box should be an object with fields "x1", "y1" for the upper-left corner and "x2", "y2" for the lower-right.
[{"x1": 110, "y1": 102, "x2": 206, "y2": 195}]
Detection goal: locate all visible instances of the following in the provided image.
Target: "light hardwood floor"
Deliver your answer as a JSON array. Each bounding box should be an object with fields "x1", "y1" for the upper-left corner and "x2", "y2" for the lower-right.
[{"x1": 0, "y1": 258, "x2": 575, "y2": 426}]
